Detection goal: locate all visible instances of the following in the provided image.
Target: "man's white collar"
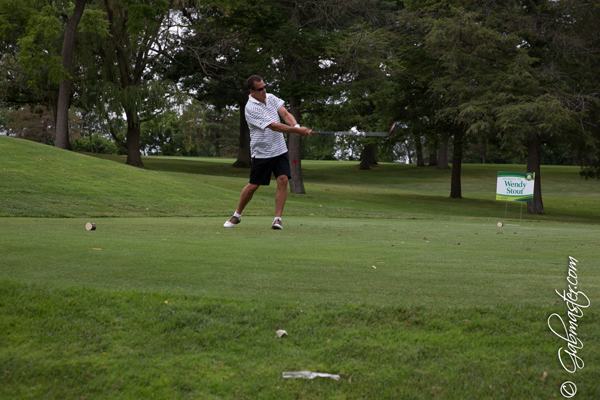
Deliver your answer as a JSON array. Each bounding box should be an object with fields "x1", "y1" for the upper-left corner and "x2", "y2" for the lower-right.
[{"x1": 248, "y1": 93, "x2": 271, "y2": 104}]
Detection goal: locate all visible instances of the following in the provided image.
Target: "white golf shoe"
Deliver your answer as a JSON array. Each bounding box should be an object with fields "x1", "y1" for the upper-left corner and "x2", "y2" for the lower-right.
[{"x1": 223, "y1": 215, "x2": 240, "y2": 228}]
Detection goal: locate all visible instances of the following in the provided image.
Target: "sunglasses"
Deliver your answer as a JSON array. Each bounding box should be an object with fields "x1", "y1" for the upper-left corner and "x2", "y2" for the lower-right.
[{"x1": 252, "y1": 85, "x2": 267, "y2": 92}]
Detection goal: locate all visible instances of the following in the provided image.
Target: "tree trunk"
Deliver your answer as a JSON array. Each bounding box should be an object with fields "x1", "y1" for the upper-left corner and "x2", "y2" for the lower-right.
[
  {"x1": 125, "y1": 110, "x2": 144, "y2": 167},
  {"x1": 359, "y1": 145, "x2": 376, "y2": 170},
  {"x1": 477, "y1": 144, "x2": 487, "y2": 164},
  {"x1": 450, "y1": 128, "x2": 462, "y2": 199},
  {"x1": 288, "y1": 134, "x2": 304, "y2": 193},
  {"x1": 428, "y1": 141, "x2": 438, "y2": 166},
  {"x1": 437, "y1": 138, "x2": 450, "y2": 169},
  {"x1": 572, "y1": 148, "x2": 579, "y2": 166},
  {"x1": 526, "y1": 133, "x2": 544, "y2": 214},
  {"x1": 232, "y1": 101, "x2": 251, "y2": 168},
  {"x1": 214, "y1": 136, "x2": 221, "y2": 157},
  {"x1": 49, "y1": 95, "x2": 59, "y2": 143},
  {"x1": 414, "y1": 134, "x2": 424, "y2": 166},
  {"x1": 288, "y1": 95, "x2": 305, "y2": 194},
  {"x1": 285, "y1": 4, "x2": 306, "y2": 194},
  {"x1": 55, "y1": 0, "x2": 86, "y2": 150}
]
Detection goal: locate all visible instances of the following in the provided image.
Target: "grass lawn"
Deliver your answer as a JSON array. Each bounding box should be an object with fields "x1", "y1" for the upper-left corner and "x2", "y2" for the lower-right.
[{"x1": 1, "y1": 136, "x2": 599, "y2": 399}]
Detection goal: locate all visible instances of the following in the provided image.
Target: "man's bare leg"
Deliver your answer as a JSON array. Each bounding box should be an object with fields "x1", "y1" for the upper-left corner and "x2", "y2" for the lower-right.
[
  {"x1": 224, "y1": 183, "x2": 259, "y2": 228},
  {"x1": 274, "y1": 175, "x2": 288, "y2": 218},
  {"x1": 236, "y1": 183, "x2": 260, "y2": 215}
]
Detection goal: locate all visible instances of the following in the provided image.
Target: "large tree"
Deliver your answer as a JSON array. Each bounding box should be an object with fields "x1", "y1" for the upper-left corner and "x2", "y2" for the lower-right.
[
  {"x1": 558, "y1": 0, "x2": 600, "y2": 179},
  {"x1": 1, "y1": 0, "x2": 110, "y2": 148},
  {"x1": 166, "y1": 0, "x2": 272, "y2": 168},
  {"x1": 0, "y1": 0, "x2": 64, "y2": 128},
  {"x1": 91, "y1": 0, "x2": 180, "y2": 167},
  {"x1": 271, "y1": 0, "x2": 396, "y2": 191},
  {"x1": 409, "y1": 0, "x2": 588, "y2": 209},
  {"x1": 54, "y1": 0, "x2": 86, "y2": 149},
  {"x1": 171, "y1": 0, "x2": 396, "y2": 191},
  {"x1": 383, "y1": 6, "x2": 441, "y2": 169}
]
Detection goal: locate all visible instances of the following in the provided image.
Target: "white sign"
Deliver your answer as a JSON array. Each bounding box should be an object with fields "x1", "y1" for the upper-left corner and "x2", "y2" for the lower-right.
[{"x1": 496, "y1": 171, "x2": 535, "y2": 202}]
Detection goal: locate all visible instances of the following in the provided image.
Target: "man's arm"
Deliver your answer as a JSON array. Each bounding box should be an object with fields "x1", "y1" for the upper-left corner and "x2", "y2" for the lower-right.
[
  {"x1": 266, "y1": 106, "x2": 313, "y2": 136},
  {"x1": 278, "y1": 106, "x2": 297, "y2": 126}
]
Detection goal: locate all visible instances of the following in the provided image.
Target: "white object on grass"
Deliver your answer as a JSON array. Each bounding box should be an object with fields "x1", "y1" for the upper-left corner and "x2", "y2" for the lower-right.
[
  {"x1": 282, "y1": 371, "x2": 340, "y2": 381},
  {"x1": 276, "y1": 330, "x2": 288, "y2": 338}
]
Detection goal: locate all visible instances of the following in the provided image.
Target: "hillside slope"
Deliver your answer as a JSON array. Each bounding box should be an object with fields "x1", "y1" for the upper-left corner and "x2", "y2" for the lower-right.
[
  {"x1": 0, "y1": 136, "x2": 242, "y2": 217},
  {"x1": 1, "y1": 136, "x2": 599, "y2": 222}
]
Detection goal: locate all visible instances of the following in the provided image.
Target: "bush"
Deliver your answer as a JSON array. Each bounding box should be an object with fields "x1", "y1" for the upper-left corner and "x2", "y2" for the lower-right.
[{"x1": 71, "y1": 134, "x2": 118, "y2": 154}]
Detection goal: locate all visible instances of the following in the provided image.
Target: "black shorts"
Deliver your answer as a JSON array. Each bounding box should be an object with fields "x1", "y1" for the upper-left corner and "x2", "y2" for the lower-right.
[{"x1": 249, "y1": 152, "x2": 292, "y2": 186}]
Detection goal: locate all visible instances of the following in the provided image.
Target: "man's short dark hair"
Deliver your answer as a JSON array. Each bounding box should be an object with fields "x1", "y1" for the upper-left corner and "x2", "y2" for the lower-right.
[{"x1": 246, "y1": 75, "x2": 263, "y2": 90}]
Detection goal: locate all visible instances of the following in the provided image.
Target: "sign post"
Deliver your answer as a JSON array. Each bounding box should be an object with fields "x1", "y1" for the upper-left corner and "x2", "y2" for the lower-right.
[{"x1": 496, "y1": 171, "x2": 535, "y2": 226}]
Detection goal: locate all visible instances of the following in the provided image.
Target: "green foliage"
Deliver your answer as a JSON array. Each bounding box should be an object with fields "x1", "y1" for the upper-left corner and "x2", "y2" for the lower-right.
[
  {"x1": 3, "y1": 104, "x2": 83, "y2": 145},
  {"x1": 4, "y1": 105, "x2": 55, "y2": 144},
  {"x1": 0, "y1": 0, "x2": 38, "y2": 44},
  {"x1": 461, "y1": 141, "x2": 578, "y2": 165},
  {"x1": 140, "y1": 104, "x2": 239, "y2": 157},
  {"x1": 119, "y1": 0, "x2": 171, "y2": 35},
  {"x1": 76, "y1": 0, "x2": 184, "y2": 166},
  {"x1": 71, "y1": 133, "x2": 118, "y2": 154},
  {"x1": 302, "y1": 133, "x2": 337, "y2": 160},
  {"x1": 16, "y1": 5, "x2": 65, "y2": 87},
  {"x1": 0, "y1": 1, "x2": 60, "y2": 109},
  {"x1": 197, "y1": 107, "x2": 239, "y2": 157},
  {"x1": 0, "y1": 0, "x2": 112, "y2": 137},
  {"x1": 2, "y1": 0, "x2": 600, "y2": 177},
  {"x1": 419, "y1": 1, "x2": 585, "y2": 145},
  {"x1": 166, "y1": 0, "x2": 277, "y2": 144},
  {"x1": 77, "y1": 6, "x2": 109, "y2": 36},
  {"x1": 141, "y1": 111, "x2": 184, "y2": 155}
]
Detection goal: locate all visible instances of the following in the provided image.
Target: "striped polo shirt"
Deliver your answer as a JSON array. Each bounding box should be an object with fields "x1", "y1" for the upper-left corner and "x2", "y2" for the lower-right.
[{"x1": 245, "y1": 93, "x2": 288, "y2": 158}]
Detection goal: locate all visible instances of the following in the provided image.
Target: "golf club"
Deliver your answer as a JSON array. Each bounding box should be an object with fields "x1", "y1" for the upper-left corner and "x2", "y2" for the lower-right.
[{"x1": 311, "y1": 122, "x2": 399, "y2": 137}]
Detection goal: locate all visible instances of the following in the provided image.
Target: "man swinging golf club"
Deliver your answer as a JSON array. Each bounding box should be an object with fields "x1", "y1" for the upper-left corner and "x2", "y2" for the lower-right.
[{"x1": 224, "y1": 75, "x2": 313, "y2": 230}]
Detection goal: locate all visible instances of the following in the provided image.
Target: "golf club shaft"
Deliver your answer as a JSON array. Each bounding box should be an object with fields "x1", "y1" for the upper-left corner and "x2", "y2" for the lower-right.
[
  {"x1": 310, "y1": 122, "x2": 398, "y2": 137},
  {"x1": 312, "y1": 131, "x2": 389, "y2": 137}
]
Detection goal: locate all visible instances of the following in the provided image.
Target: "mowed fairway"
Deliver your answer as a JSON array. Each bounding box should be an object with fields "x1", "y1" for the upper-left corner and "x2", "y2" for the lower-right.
[
  {"x1": 1, "y1": 217, "x2": 599, "y2": 307},
  {"x1": 1, "y1": 136, "x2": 599, "y2": 399}
]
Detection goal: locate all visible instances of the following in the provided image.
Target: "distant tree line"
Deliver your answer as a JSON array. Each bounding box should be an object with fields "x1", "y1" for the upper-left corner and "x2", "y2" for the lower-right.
[{"x1": 1, "y1": 0, "x2": 599, "y2": 212}]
